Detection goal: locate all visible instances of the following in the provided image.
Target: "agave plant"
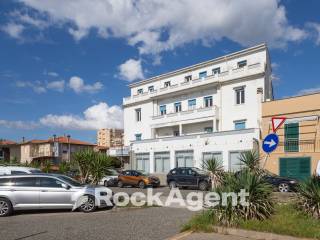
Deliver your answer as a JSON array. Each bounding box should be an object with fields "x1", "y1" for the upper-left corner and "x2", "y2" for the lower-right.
[
  {"x1": 42, "y1": 160, "x2": 52, "y2": 173},
  {"x1": 58, "y1": 161, "x2": 71, "y2": 174},
  {"x1": 202, "y1": 158, "x2": 224, "y2": 189},
  {"x1": 239, "y1": 150, "x2": 263, "y2": 175},
  {"x1": 212, "y1": 170, "x2": 274, "y2": 226},
  {"x1": 297, "y1": 175, "x2": 320, "y2": 219}
]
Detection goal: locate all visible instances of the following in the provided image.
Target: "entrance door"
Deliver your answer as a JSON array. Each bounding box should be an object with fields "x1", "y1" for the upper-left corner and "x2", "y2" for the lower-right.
[{"x1": 279, "y1": 157, "x2": 310, "y2": 180}]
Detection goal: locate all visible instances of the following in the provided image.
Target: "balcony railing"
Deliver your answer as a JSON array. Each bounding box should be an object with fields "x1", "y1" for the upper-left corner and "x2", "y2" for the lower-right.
[
  {"x1": 123, "y1": 62, "x2": 263, "y2": 105},
  {"x1": 272, "y1": 139, "x2": 320, "y2": 153},
  {"x1": 31, "y1": 150, "x2": 54, "y2": 158}
]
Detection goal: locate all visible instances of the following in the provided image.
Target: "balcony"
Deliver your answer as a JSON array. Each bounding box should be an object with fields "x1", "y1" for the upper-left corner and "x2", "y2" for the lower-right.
[
  {"x1": 30, "y1": 150, "x2": 54, "y2": 158},
  {"x1": 151, "y1": 105, "x2": 219, "y2": 128},
  {"x1": 123, "y1": 62, "x2": 264, "y2": 106}
]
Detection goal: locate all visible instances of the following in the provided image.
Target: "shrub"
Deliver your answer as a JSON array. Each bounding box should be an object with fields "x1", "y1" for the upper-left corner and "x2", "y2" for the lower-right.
[
  {"x1": 239, "y1": 150, "x2": 263, "y2": 175},
  {"x1": 212, "y1": 170, "x2": 274, "y2": 226},
  {"x1": 297, "y1": 175, "x2": 320, "y2": 219},
  {"x1": 202, "y1": 158, "x2": 224, "y2": 189}
]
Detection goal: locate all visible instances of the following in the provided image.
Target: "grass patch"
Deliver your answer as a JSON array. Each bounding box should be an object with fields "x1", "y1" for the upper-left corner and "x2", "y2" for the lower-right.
[
  {"x1": 182, "y1": 211, "x2": 216, "y2": 232},
  {"x1": 239, "y1": 204, "x2": 320, "y2": 239},
  {"x1": 182, "y1": 204, "x2": 320, "y2": 239}
]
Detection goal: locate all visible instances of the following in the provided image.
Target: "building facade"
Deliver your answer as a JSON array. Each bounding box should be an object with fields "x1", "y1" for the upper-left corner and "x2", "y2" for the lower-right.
[
  {"x1": 17, "y1": 136, "x2": 95, "y2": 165},
  {"x1": 261, "y1": 93, "x2": 320, "y2": 180},
  {"x1": 0, "y1": 140, "x2": 19, "y2": 163},
  {"x1": 97, "y1": 128, "x2": 123, "y2": 148},
  {"x1": 123, "y1": 44, "x2": 273, "y2": 176}
]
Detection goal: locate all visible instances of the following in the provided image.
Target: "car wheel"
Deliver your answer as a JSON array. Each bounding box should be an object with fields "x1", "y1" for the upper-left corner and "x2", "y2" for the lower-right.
[
  {"x1": 199, "y1": 181, "x2": 208, "y2": 191},
  {"x1": 0, "y1": 198, "x2": 13, "y2": 217},
  {"x1": 117, "y1": 180, "x2": 124, "y2": 188},
  {"x1": 79, "y1": 195, "x2": 96, "y2": 213},
  {"x1": 278, "y1": 183, "x2": 290, "y2": 192},
  {"x1": 138, "y1": 181, "x2": 145, "y2": 189},
  {"x1": 104, "y1": 180, "x2": 108, "y2": 187},
  {"x1": 169, "y1": 181, "x2": 177, "y2": 189}
]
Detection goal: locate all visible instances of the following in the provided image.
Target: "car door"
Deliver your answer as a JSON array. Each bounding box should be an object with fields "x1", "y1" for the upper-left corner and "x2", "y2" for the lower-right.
[
  {"x1": 11, "y1": 177, "x2": 40, "y2": 209},
  {"x1": 175, "y1": 168, "x2": 187, "y2": 186},
  {"x1": 39, "y1": 177, "x2": 73, "y2": 209},
  {"x1": 183, "y1": 168, "x2": 198, "y2": 186}
]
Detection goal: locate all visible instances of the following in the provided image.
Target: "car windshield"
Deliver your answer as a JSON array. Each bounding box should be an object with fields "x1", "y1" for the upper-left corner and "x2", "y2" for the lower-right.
[
  {"x1": 192, "y1": 167, "x2": 208, "y2": 175},
  {"x1": 136, "y1": 170, "x2": 148, "y2": 176},
  {"x1": 105, "y1": 169, "x2": 118, "y2": 176},
  {"x1": 263, "y1": 170, "x2": 278, "y2": 177},
  {"x1": 29, "y1": 169, "x2": 42, "y2": 173},
  {"x1": 57, "y1": 175, "x2": 83, "y2": 187}
]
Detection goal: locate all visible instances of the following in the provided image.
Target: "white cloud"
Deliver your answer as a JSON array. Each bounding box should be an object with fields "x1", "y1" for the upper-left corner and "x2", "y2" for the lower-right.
[
  {"x1": 307, "y1": 22, "x2": 320, "y2": 45},
  {"x1": 16, "y1": 81, "x2": 47, "y2": 93},
  {"x1": 1, "y1": 23, "x2": 24, "y2": 39},
  {"x1": 69, "y1": 76, "x2": 103, "y2": 93},
  {"x1": 0, "y1": 102, "x2": 123, "y2": 130},
  {"x1": 40, "y1": 102, "x2": 123, "y2": 130},
  {"x1": 118, "y1": 59, "x2": 144, "y2": 82},
  {"x1": 0, "y1": 120, "x2": 39, "y2": 130},
  {"x1": 47, "y1": 80, "x2": 65, "y2": 92},
  {"x1": 296, "y1": 86, "x2": 320, "y2": 96},
  {"x1": 47, "y1": 71, "x2": 59, "y2": 77},
  {"x1": 14, "y1": 0, "x2": 306, "y2": 53}
]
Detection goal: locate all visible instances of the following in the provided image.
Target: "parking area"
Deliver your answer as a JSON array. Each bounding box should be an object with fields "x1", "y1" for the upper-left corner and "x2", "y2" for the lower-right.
[{"x1": 0, "y1": 207, "x2": 194, "y2": 240}]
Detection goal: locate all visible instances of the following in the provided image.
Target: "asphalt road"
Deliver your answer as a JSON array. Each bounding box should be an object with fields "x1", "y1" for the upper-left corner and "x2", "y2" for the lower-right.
[{"x1": 0, "y1": 207, "x2": 195, "y2": 240}]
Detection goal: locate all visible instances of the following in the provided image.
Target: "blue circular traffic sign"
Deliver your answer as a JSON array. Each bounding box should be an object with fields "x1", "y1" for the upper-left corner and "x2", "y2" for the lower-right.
[{"x1": 262, "y1": 133, "x2": 279, "y2": 153}]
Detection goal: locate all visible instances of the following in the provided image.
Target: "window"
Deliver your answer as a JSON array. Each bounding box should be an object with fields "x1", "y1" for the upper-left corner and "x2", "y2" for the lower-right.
[
  {"x1": 204, "y1": 96, "x2": 213, "y2": 107},
  {"x1": 0, "y1": 178, "x2": 13, "y2": 186},
  {"x1": 184, "y1": 75, "x2": 192, "y2": 82},
  {"x1": 284, "y1": 123, "x2": 299, "y2": 152},
  {"x1": 164, "y1": 81, "x2": 171, "y2": 88},
  {"x1": 148, "y1": 86, "x2": 154, "y2": 92},
  {"x1": 137, "y1": 88, "x2": 143, "y2": 94},
  {"x1": 160, "y1": 105, "x2": 166, "y2": 115},
  {"x1": 202, "y1": 152, "x2": 223, "y2": 169},
  {"x1": 135, "y1": 134, "x2": 142, "y2": 141},
  {"x1": 40, "y1": 177, "x2": 64, "y2": 188},
  {"x1": 0, "y1": 149, "x2": 3, "y2": 158},
  {"x1": 11, "y1": 171, "x2": 27, "y2": 175},
  {"x1": 229, "y1": 151, "x2": 245, "y2": 172},
  {"x1": 234, "y1": 120, "x2": 246, "y2": 130},
  {"x1": 135, "y1": 108, "x2": 141, "y2": 122},
  {"x1": 204, "y1": 127, "x2": 213, "y2": 133},
  {"x1": 176, "y1": 150, "x2": 194, "y2": 167},
  {"x1": 199, "y1": 71, "x2": 207, "y2": 79},
  {"x1": 174, "y1": 102, "x2": 182, "y2": 112},
  {"x1": 14, "y1": 177, "x2": 38, "y2": 187},
  {"x1": 237, "y1": 60, "x2": 247, "y2": 68},
  {"x1": 212, "y1": 67, "x2": 220, "y2": 75},
  {"x1": 174, "y1": 130, "x2": 180, "y2": 136},
  {"x1": 235, "y1": 87, "x2": 245, "y2": 104},
  {"x1": 154, "y1": 152, "x2": 170, "y2": 173},
  {"x1": 188, "y1": 99, "x2": 196, "y2": 110},
  {"x1": 136, "y1": 153, "x2": 150, "y2": 173}
]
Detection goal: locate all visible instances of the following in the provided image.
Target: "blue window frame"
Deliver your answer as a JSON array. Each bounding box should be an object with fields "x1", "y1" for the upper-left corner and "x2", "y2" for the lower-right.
[
  {"x1": 160, "y1": 105, "x2": 166, "y2": 115},
  {"x1": 188, "y1": 99, "x2": 196, "y2": 110},
  {"x1": 204, "y1": 96, "x2": 213, "y2": 107},
  {"x1": 212, "y1": 67, "x2": 220, "y2": 75},
  {"x1": 234, "y1": 120, "x2": 246, "y2": 130},
  {"x1": 237, "y1": 60, "x2": 247, "y2": 68},
  {"x1": 135, "y1": 134, "x2": 142, "y2": 141},
  {"x1": 199, "y1": 71, "x2": 207, "y2": 79},
  {"x1": 174, "y1": 102, "x2": 181, "y2": 112},
  {"x1": 148, "y1": 86, "x2": 154, "y2": 92}
]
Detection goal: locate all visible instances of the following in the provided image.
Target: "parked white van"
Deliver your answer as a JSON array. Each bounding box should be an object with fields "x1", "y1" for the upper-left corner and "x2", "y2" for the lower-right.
[{"x1": 0, "y1": 166, "x2": 42, "y2": 175}]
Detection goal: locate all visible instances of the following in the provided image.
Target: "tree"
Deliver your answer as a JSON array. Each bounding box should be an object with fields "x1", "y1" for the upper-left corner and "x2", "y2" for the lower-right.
[
  {"x1": 239, "y1": 150, "x2": 263, "y2": 175},
  {"x1": 202, "y1": 158, "x2": 224, "y2": 190}
]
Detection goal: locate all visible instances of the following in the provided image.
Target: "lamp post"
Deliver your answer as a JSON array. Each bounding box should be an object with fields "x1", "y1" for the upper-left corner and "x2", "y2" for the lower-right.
[{"x1": 67, "y1": 135, "x2": 71, "y2": 162}]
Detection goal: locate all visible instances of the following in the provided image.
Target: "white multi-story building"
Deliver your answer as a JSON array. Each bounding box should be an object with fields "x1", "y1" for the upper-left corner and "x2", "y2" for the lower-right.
[{"x1": 123, "y1": 44, "x2": 273, "y2": 176}]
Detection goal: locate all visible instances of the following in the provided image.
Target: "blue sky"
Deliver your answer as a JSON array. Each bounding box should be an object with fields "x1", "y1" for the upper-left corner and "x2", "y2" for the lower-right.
[{"x1": 0, "y1": 0, "x2": 320, "y2": 143}]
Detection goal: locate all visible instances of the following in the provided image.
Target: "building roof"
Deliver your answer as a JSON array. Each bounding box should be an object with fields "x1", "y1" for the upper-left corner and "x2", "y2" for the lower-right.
[
  {"x1": 0, "y1": 139, "x2": 17, "y2": 146},
  {"x1": 128, "y1": 43, "x2": 267, "y2": 88},
  {"x1": 20, "y1": 136, "x2": 95, "y2": 146}
]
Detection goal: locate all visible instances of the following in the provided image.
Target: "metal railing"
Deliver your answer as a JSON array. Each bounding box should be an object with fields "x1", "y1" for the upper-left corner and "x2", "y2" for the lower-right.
[{"x1": 273, "y1": 139, "x2": 320, "y2": 153}]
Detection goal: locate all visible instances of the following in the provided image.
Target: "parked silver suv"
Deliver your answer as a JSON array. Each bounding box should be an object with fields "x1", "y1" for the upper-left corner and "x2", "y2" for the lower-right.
[{"x1": 0, "y1": 174, "x2": 113, "y2": 217}]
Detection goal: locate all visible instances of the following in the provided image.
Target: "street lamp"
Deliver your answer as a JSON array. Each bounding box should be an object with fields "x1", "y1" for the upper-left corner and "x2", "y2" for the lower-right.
[{"x1": 67, "y1": 135, "x2": 71, "y2": 162}]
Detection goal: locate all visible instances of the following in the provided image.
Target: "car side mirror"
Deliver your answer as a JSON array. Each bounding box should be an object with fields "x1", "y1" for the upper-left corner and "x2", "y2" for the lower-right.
[{"x1": 62, "y1": 183, "x2": 71, "y2": 189}]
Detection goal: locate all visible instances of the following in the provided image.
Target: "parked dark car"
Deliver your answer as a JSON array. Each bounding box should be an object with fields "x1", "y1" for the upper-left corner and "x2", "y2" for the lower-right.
[
  {"x1": 262, "y1": 171, "x2": 298, "y2": 192},
  {"x1": 167, "y1": 167, "x2": 210, "y2": 191}
]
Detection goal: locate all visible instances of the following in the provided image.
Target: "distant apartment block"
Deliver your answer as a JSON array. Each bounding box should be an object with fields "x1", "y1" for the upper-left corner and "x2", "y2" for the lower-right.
[
  {"x1": 97, "y1": 128, "x2": 123, "y2": 148},
  {"x1": 261, "y1": 93, "x2": 320, "y2": 180},
  {"x1": 123, "y1": 44, "x2": 273, "y2": 174}
]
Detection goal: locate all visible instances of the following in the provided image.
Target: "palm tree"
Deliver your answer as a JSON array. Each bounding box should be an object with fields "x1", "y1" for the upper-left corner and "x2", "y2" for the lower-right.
[
  {"x1": 42, "y1": 160, "x2": 52, "y2": 173},
  {"x1": 58, "y1": 161, "x2": 71, "y2": 174},
  {"x1": 202, "y1": 158, "x2": 224, "y2": 189},
  {"x1": 239, "y1": 150, "x2": 262, "y2": 175},
  {"x1": 73, "y1": 149, "x2": 95, "y2": 183}
]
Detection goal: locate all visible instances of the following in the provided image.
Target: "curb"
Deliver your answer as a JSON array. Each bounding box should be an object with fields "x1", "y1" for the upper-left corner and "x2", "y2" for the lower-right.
[{"x1": 167, "y1": 231, "x2": 193, "y2": 240}]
